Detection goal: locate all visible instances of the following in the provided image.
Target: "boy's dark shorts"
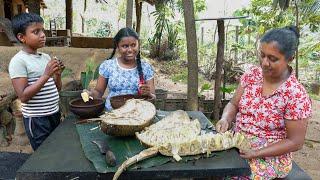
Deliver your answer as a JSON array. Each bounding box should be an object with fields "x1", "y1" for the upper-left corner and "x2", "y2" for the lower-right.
[{"x1": 23, "y1": 111, "x2": 61, "y2": 150}]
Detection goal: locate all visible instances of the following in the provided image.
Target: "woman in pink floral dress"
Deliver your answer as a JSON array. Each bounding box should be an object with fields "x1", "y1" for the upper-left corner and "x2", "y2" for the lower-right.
[{"x1": 216, "y1": 26, "x2": 312, "y2": 179}]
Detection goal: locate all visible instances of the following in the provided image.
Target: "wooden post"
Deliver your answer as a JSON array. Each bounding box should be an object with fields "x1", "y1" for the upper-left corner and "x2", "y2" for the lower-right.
[
  {"x1": 0, "y1": 1, "x2": 4, "y2": 17},
  {"x1": 201, "y1": 27, "x2": 204, "y2": 45},
  {"x1": 126, "y1": 0, "x2": 133, "y2": 28},
  {"x1": 213, "y1": 20, "x2": 225, "y2": 120},
  {"x1": 213, "y1": 23, "x2": 217, "y2": 43},
  {"x1": 235, "y1": 26, "x2": 239, "y2": 63},
  {"x1": 66, "y1": 0, "x2": 73, "y2": 33},
  {"x1": 183, "y1": 0, "x2": 198, "y2": 111},
  {"x1": 135, "y1": 0, "x2": 142, "y2": 34}
]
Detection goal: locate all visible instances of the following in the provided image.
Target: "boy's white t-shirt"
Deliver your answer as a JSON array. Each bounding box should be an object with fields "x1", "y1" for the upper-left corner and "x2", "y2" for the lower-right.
[{"x1": 9, "y1": 50, "x2": 59, "y2": 117}]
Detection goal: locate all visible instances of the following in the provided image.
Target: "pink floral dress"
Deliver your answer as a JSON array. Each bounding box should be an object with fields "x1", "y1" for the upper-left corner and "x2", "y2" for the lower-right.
[{"x1": 234, "y1": 66, "x2": 312, "y2": 179}]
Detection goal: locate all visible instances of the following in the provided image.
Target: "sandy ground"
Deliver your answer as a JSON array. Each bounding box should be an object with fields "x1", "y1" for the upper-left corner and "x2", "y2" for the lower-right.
[{"x1": 0, "y1": 46, "x2": 319, "y2": 179}]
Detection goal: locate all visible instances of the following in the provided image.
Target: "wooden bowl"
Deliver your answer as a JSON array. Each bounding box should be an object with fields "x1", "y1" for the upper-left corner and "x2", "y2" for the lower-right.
[
  {"x1": 69, "y1": 98, "x2": 105, "y2": 118},
  {"x1": 110, "y1": 94, "x2": 154, "y2": 109}
]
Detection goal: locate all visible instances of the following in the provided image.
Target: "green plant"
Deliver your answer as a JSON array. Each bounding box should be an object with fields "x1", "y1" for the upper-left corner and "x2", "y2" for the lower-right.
[
  {"x1": 81, "y1": 58, "x2": 98, "y2": 89},
  {"x1": 220, "y1": 84, "x2": 237, "y2": 94},
  {"x1": 172, "y1": 70, "x2": 188, "y2": 84},
  {"x1": 61, "y1": 68, "x2": 73, "y2": 79},
  {"x1": 200, "y1": 83, "x2": 212, "y2": 94},
  {"x1": 309, "y1": 93, "x2": 320, "y2": 100},
  {"x1": 94, "y1": 22, "x2": 112, "y2": 37}
]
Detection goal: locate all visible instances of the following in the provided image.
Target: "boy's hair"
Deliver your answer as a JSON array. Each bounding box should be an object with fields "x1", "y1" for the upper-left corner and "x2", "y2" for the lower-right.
[{"x1": 11, "y1": 13, "x2": 44, "y2": 38}]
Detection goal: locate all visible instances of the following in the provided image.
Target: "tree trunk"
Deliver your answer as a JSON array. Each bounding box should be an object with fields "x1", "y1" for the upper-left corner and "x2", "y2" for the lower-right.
[
  {"x1": 213, "y1": 20, "x2": 225, "y2": 120},
  {"x1": 135, "y1": 0, "x2": 142, "y2": 34},
  {"x1": 27, "y1": 0, "x2": 40, "y2": 15},
  {"x1": 81, "y1": 0, "x2": 87, "y2": 33},
  {"x1": 66, "y1": 0, "x2": 73, "y2": 33},
  {"x1": 183, "y1": 0, "x2": 198, "y2": 111},
  {"x1": 126, "y1": 0, "x2": 133, "y2": 28}
]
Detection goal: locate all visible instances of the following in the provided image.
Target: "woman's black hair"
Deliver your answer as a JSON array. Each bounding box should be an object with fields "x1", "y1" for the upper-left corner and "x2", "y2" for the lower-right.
[
  {"x1": 11, "y1": 13, "x2": 44, "y2": 38},
  {"x1": 108, "y1": 27, "x2": 144, "y2": 82},
  {"x1": 260, "y1": 25, "x2": 300, "y2": 60}
]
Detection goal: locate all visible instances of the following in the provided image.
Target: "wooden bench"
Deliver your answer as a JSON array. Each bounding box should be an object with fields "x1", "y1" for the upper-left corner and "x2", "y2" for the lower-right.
[{"x1": 282, "y1": 161, "x2": 311, "y2": 180}]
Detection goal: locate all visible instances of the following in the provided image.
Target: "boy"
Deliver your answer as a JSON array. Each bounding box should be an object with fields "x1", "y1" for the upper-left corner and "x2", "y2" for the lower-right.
[{"x1": 9, "y1": 13, "x2": 64, "y2": 150}]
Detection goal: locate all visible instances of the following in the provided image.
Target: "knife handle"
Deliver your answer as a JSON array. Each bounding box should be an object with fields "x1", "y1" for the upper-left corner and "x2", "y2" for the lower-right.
[{"x1": 105, "y1": 150, "x2": 117, "y2": 167}]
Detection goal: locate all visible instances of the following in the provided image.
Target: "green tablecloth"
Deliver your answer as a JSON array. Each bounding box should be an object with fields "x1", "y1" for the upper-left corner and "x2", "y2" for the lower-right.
[{"x1": 76, "y1": 111, "x2": 215, "y2": 173}]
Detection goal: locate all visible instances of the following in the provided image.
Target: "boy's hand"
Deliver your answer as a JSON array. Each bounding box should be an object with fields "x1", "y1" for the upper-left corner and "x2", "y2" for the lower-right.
[
  {"x1": 54, "y1": 57, "x2": 65, "y2": 76},
  {"x1": 44, "y1": 59, "x2": 60, "y2": 78}
]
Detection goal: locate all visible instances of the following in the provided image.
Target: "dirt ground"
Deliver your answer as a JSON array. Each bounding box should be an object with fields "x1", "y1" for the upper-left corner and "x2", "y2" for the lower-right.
[{"x1": 0, "y1": 46, "x2": 319, "y2": 179}]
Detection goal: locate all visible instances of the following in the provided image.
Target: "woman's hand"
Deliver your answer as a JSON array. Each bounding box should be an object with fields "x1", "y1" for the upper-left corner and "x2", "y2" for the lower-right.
[
  {"x1": 81, "y1": 89, "x2": 94, "y2": 102},
  {"x1": 239, "y1": 149, "x2": 259, "y2": 159},
  {"x1": 215, "y1": 119, "x2": 230, "y2": 133},
  {"x1": 139, "y1": 84, "x2": 151, "y2": 96}
]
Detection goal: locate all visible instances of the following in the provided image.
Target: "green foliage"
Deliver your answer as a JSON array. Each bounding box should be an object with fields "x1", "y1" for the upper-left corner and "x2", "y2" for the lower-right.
[
  {"x1": 81, "y1": 58, "x2": 98, "y2": 89},
  {"x1": 94, "y1": 22, "x2": 112, "y2": 37},
  {"x1": 61, "y1": 68, "x2": 73, "y2": 79},
  {"x1": 170, "y1": 65, "x2": 206, "y2": 85},
  {"x1": 147, "y1": 0, "x2": 206, "y2": 61},
  {"x1": 172, "y1": 70, "x2": 188, "y2": 84},
  {"x1": 117, "y1": 1, "x2": 126, "y2": 21},
  {"x1": 309, "y1": 93, "x2": 320, "y2": 100},
  {"x1": 235, "y1": 0, "x2": 320, "y2": 35},
  {"x1": 176, "y1": 0, "x2": 207, "y2": 14},
  {"x1": 220, "y1": 84, "x2": 237, "y2": 94},
  {"x1": 200, "y1": 83, "x2": 212, "y2": 94}
]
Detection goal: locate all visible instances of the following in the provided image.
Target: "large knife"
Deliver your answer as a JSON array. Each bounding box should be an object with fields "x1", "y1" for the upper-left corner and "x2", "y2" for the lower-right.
[{"x1": 92, "y1": 140, "x2": 117, "y2": 167}]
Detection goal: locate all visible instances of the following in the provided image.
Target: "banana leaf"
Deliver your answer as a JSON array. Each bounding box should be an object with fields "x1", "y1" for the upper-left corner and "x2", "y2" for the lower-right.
[
  {"x1": 76, "y1": 111, "x2": 216, "y2": 173},
  {"x1": 76, "y1": 122, "x2": 171, "y2": 173}
]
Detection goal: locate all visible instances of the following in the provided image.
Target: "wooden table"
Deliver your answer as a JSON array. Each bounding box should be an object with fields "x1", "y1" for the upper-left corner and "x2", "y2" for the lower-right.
[{"x1": 16, "y1": 111, "x2": 251, "y2": 180}]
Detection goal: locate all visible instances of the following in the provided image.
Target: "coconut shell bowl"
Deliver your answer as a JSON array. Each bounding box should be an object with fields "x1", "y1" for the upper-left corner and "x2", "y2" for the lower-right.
[{"x1": 69, "y1": 98, "x2": 105, "y2": 119}]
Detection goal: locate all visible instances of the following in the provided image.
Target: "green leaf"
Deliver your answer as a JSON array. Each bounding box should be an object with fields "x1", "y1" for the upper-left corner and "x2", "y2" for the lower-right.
[{"x1": 80, "y1": 72, "x2": 87, "y2": 89}]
